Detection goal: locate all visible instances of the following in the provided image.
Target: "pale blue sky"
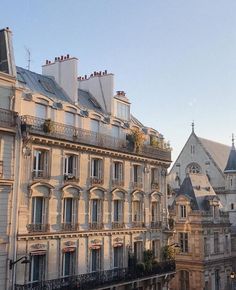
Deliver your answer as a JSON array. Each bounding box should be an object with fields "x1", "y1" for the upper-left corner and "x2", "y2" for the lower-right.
[{"x1": 1, "y1": 0, "x2": 236, "y2": 161}]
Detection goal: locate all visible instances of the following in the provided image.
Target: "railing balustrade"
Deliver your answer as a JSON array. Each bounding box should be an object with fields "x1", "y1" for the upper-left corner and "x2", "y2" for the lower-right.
[
  {"x1": 15, "y1": 260, "x2": 176, "y2": 290},
  {"x1": 112, "y1": 179, "x2": 124, "y2": 187},
  {"x1": 61, "y1": 223, "x2": 80, "y2": 232},
  {"x1": 26, "y1": 223, "x2": 50, "y2": 233},
  {"x1": 89, "y1": 222, "x2": 104, "y2": 230},
  {"x1": 151, "y1": 221, "x2": 162, "y2": 228},
  {"x1": 20, "y1": 115, "x2": 171, "y2": 161},
  {"x1": 112, "y1": 222, "x2": 125, "y2": 229}
]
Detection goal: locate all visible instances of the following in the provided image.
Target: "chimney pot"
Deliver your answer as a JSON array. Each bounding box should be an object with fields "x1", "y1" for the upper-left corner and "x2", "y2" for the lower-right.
[
  {"x1": 55, "y1": 57, "x2": 57, "y2": 61},
  {"x1": 104, "y1": 70, "x2": 107, "y2": 74},
  {"x1": 90, "y1": 74, "x2": 93, "y2": 77},
  {"x1": 61, "y1": 55, "x2": 63, "y2": 60},
  {"x1": 67, "y1": 54, "x2": 70, "y2": 59},
  {"x1": 85, "y1": 75, "x2": 87, "y2": 79},
  {"x1": 6, "y1": 27, "x2": 9, "y2": 30}
]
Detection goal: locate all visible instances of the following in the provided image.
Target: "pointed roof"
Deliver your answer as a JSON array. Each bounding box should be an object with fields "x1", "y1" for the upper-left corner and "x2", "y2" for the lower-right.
[
  {"x1": 176, "y1": 174, "x2": 220, "y2": 210},
  {"x1": 224, "y1": 135, "x2": 236, "y2": 173}
]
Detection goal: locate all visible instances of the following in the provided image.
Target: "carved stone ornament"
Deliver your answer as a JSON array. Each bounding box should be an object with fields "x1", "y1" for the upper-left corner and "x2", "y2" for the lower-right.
[
  {"x1": 64, "y1": 241, "x2": 76, "y2": 247},
  {"x1": 113, "y1": 237, "x2": 123, "y2": 243},
  {"x1": 91, "y1": 239, "x2": 102, "y2": 245},
  {"x1": 30, "y1": 243, "x2": 47, "y2": 250},
  {"x1": 134, "y1": 236, "x2": 143, "y2": 241}
]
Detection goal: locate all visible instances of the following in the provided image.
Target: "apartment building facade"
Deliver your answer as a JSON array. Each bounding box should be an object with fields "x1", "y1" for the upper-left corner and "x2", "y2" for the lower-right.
[{"x1": 0, "y1": 28, "x2": 175, "y2": 289}]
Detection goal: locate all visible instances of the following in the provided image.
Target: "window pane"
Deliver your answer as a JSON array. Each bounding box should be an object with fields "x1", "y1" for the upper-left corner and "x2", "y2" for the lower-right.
[
  {"x1": 32, "y1": 197, "x2": 43, "y2": 224},
  {"x1": 64, "y1": 198, "x2": 73, "y2": 223},
  {"x1": 65, "y1": 112, "x2": 75, "y2": 126},
  {"x1": 36, "y1": 104, "x2": 47, "y2": 119}
]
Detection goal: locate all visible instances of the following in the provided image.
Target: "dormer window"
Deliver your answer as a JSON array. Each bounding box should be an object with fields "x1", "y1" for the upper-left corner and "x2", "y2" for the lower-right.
[
  {"x1": 115, "y1": 100, "x2": 130, "y2": 121},
  {"x1": 180, "y1": 205, "x2": 187, "y2": 218}
]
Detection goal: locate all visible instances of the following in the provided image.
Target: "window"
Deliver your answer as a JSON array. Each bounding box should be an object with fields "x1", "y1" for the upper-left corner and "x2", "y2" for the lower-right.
[
  {"x1": 225, "y1": 235, "x2": 229, "y2": 253},
  {"x1": 180, "y1": 270, "x2": 189, "y2": 290},
  {"x1": 35, "y1": 103, "x2": 47, "y2": 119},
  {"x1": 30, "y1": 254, "x2": 45, "y2": 282},
  {"x1": 63, "y1": 251, "x2": 75, "y2": 276},
  {"x1": 151, "y1": 202, "x2": 160, "y2": 223},
  {"x1": 151, "y1": 168, "x2": 159, "y2": 188},
  {"x1": 113, "y1": 161, "x2": 123, "y2": 185},
  {"x1": 133, "y1": 201, "x2": 142, "y2": 222},
  {"x1": 180, "y1": 205, "x2": 187, "y2": 218},
  {"x1": 112, "y1": 125, "x2": 120, "y2": 138},
  {"x1": 152, "y1": 240, "x2": 160, "y2": 260},
  {"x1": 113, "y1": 200, "x2": 123, "y2": 223},
  {"x1": 133, "y1": 164, "x2": 142, "y2": 187},
  {"x1": 186, "y1": 163, "x2": 201, "y2": 174},
  {"x1": 179, "y1": 233, "x2": 188, "y2": 253},
  {"x1": 215, "y1": 269, "x2": 220, "y2": 290},
  {"x1": 134, "y1": 241, "x2": 143, "y2": 262},
  {"x1": 33, "y1": 149, "x2": 49, "y2": 178},
  {"x1": 204, "y1": 237, "x2": 209, "y2": 256},
  {"x1": 114, "y1": 246, "x2": 123, "y2": 268},
  {"x1": 115, "y1": 101, "x2": 130, "y2": 120},
  {"x1": 65, "y1": 112, "x2": 75, "y2": 126},
  {"x1": 91, "y1": 248, "x2": 101, "y2": 272},
  {"x1": 91, "y1": 158, "x2": 103, "y2": 179},
  {"x1": 231, "y1": 203, "x2": 234, "y2": 210},
  {"x1": 63, "y1": 198, "x2": 74, "y2": 224},
  {"x1": 64, "y1": 155, "x2": 77, "y2": 180},
  {"x1": 190, "y1": 145, "x2": 195, "y2": 154},
  {"x1": 91, "y1": 199, "x2": 102, "y2": 223},
  {"x1": 214, "y1": 232, "x2": 219, "y2": 253},
  {"x1": 90, "y1": 119, "x2": 99, "y2": 133},
  {"x1": 32, "y1": 197, "x2": 45, "y2": 226}
]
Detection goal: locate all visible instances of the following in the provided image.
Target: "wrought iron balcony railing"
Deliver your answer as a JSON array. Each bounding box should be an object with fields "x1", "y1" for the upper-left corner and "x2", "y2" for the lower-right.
[
  {"x1": 112, "y1": 179, "x2": 124, "y2": 187},
  {"x1": 132, "y1": 221, "x2": 145, "y2": 228},
  {"x1": 131, "y1": 181, "x2": 143, "y2": 189},
  {"x1": 32, "y1": 170, "x2": 50, "y2": 179},
  {"x1": 15, "y1": 260, "x2": 176, "y2": 290},
  {"x1": 151, "y1": 221, "x2": 162, "y2": 228},
  {"x1": 0, "y1": 108, "x2": 17, "y2": 129},
  {"x1": 89, "y1": 222, "x2": 104, "y2": 230},
  {"x1": 26, "y1": 223, "x2": 50, "y2": 233},
  {"x1": 112, "y1": 222, "x2": 125, "y2": 229},
  {"x1": 61, "y1": 223, "x2": 80, "y2": 232},
  {"x1": 90, "y1": 177, "x2": 104, "y2": 185},
  {"x1": 20, "y1": 115, "x2": 171, "y2": 162}
]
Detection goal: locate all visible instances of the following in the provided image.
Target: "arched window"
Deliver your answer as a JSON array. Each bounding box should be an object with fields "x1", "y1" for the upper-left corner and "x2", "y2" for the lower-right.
[
  {"x1": 89, "y1": 188, "x2": 105, "y2": 230},
  {"x1": 179, "y1": 270, "x2": 189, "y2": 290},
  {"x1": 186, "y1": 163, "x2": 201, "y2": 174},
  {"x1": 132, "y1": 192, "x2": 144, "y2": 227},
  {"x1": 112, "y1": 190, "x2": 125, "y2": 229}
]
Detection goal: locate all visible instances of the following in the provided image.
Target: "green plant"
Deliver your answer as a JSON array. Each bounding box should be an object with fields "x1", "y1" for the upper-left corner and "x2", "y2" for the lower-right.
[
  {"x1": 143, "y1": 250, "x2": 153, "y2": 272},
  {"x1": 161, "y1": 245, "x2": 175, "y2": 261},
  {"x1": 43, "y1": 119, "x2": 54, "y2": 133},
  {"x1": 150, "y1": 136, "x2": 160, "y2": 148},
  {"x1": 127, "y1": 128, "x2": 146, "y2": 153},
  {"x1": 136, "y1": 262, "x2": 145, "y2": 274}
]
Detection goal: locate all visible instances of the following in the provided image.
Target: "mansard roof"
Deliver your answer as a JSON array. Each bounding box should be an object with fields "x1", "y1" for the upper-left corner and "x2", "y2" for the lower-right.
[
  {"x1": 176, "y1": 173, "x2": 220, "y2": 210},
  {"x1": 224, "y1": 144, "x2": 236, "y2": 173}
]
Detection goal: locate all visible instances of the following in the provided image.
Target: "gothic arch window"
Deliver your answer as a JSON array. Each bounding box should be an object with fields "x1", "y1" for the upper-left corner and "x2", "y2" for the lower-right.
[{"x1": 186, "y1": 163, "x2": 201, "y2": 174}]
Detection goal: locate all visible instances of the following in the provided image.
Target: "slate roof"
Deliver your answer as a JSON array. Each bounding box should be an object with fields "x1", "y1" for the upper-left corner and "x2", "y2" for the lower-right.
[
  {"x1": 16, "y1": 66, "x2": 72, "y2": 103},
  {"x1": 224, "y1": 144, "x2": 236, "y2": 173},
  {"x1": 78, "y1": 89, "x2": 105, "y2": 113},
  {"x1": 198, "y1": 136, "x2": 231, "y2": 173},
  {"x1": 176, "y1": 173, "x2": 220, "y2": 210}
]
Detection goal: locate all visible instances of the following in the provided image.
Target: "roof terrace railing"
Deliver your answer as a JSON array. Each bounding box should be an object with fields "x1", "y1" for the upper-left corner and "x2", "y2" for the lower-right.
[
  {"x1": 20, "y1": 115, "x2": 171, "y2": 162},
  {"x1": 15, "y1": 260, "x2": 176, "y2": 290}
]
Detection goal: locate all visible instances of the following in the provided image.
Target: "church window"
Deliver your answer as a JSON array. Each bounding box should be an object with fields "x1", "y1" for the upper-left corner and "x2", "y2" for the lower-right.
[
  {"x1": 186, "y1": 163, "x2": 201, "y2": 174},
  {"x1": 190, "y1": 145, "x2": 195, "y2": 154}
]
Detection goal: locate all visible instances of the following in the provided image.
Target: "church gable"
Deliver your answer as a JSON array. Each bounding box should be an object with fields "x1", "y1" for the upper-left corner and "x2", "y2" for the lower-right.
[{"x1": 168, "y1": 133, "x2": 225, "y2": 190}]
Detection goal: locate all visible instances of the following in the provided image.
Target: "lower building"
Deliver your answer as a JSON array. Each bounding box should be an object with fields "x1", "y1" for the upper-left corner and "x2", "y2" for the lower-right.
[{"x1": 169, "y1": 174, "x2": 232, "y2": 290}]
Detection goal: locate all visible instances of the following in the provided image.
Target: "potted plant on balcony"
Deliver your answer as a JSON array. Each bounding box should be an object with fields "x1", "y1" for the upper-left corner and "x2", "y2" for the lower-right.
[
  {"x1": 126, "y1": 128, "x2": 146, "y2": 153},
  {"x1": 43, "y1": 119, "x2": 54, "y2": 133}
]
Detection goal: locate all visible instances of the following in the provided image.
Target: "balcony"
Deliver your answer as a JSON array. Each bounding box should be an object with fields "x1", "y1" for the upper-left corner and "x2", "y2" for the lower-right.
[
  {"x1": 112, "y1": 222, "x2": 125, "y2": 229},
  {"x1": 26, "y1": 223, "x2": 50, "y2": 233},
  {"x1": 89, "y1": 222, "x2": 104, "y2": 230},
  {"x1": 131, "y1": 181, "x2": 143, "y2": 189},
  {"x1": 61, "y1": 223, "x2": 80, "y2": 232},
  {"x1": 20, "y1": 115, "x2": 171, "y2": 162},
  {"x1": 32, "y1": 170, "x2": 49, "y2": 180},
  {"x1": 15, "y1": 260, "x2": 176, "y2": 290},
  {"x1": 151, "y1": 221, "x2": 162, "y2": 229},
  {"x1": 90, "y1": 177, "x2": 104, "y2": 186},
  {"x1": 0, "y1": 108, "x2": 17, "y2": 129},
  {"x1": 112, "y1": 179, "x2": 124, "y2": 187}
]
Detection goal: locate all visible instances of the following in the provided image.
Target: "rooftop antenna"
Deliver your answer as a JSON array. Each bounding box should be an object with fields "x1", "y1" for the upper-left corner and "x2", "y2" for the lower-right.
[{"x1": 25, "y1": 47, "x2": 31, "y2": 70}]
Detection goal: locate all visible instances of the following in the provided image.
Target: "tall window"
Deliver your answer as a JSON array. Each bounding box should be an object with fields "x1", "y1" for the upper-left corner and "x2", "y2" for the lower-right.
[
  {"x1": 112, "y1": 125, "x2": 120, "y2": 138},
  {"x1": 115, "y1": 101, "x2": 130, "y2": 121},
  {"x1": 90, "y1": 119, "x2": 99, "y2": 133},
  {"x1": 215, "y1": 269, "x2": 220, "y2": 290},
  {"x1": 64, "y1": 155, "x2": 77, "y2": 179},
  {"x1": 133, "y1": 201, "x2": 142, "y2": 222},
  {"x1": 133, "y1": 164, "x2": 142, "y2": 186},
  {"x1": 113, "y1": 200, "x2": 123, "y2": 224},
  {"x1": 30, "y1": 254, "x2": 45, "y2": 282},
  {"x1": 190, "y1": 145, "x2": 195, "y2": 154},
  {"x1": 91, "y1": 159, "x2": 103, "y2": 179},
  {"x1": 63, "y1": 251, "x2": 75, "y2": 276},
  {"x1": 179, "y1": 232, "x2": 188, "y2": 253},
  {"x1": 113, "y1": 161, "x2": 123, "y2": 185},
  {"x1": 35, "y1": 103, "x2": 47, "y2": 119},
  {"x1": 91, "y1": 199, "x2": 102, "y2": 223},
  {"x1": 91, "y1": 248, "x2": 101, "y2": 272},
  {"x1": 152, "y1": 240, "x2": 160, "y2": 260},
  {"x1": 65, "y1": 112, "x2": 75, "y2": 126},
  {"x1": 151, "y1": 168, "x2": 159, "y2": 188},
  {"x1": 134, "y1": 241, "x2": 143, "y2": 262},
  {"x1": 114, "y1": 246, "x2": 123, "y2": 268},
  {"x1": 33, "y1": 149, "x2": 49, "y2": 178},
  {"x1": 214, "y1": 232, "x2": 219, "y2": 253},
  {"x1": 204, "y1": 237, "x2": 209, "y2": 256},
  {"x1": 151, "y1": 202, "x2": 160, "y2": 223},
  {"x1": 180, "y1": 205, "x2": 187, "y2": 218},
  {"x1": 63, "y1": 198, "x2": 74, "y2": 224},
  {"x1": 225, "y1": 235, "x2": 229, "y2": 253},
  {"x1": 32, "y1": 197, "x2": 44, "y2": 225},
  {"x1": 180, "y1": 270, "x2": 189, "y2": 290}
]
